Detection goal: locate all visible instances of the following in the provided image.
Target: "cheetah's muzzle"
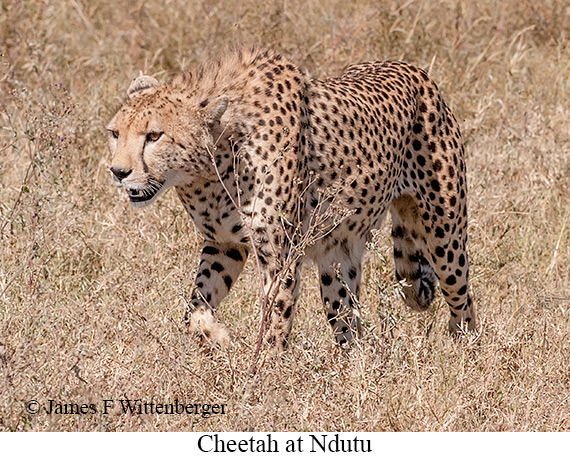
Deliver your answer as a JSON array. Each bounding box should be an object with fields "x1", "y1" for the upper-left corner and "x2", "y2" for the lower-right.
[{"x1": 126, "y1": 180, "x2": 164, "y2": 206}]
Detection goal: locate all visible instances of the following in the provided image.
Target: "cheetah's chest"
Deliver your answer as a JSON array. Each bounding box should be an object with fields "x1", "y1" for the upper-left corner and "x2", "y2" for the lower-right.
[{"x1": 175, "y1": 185, "x2": 245, "y2": 245}]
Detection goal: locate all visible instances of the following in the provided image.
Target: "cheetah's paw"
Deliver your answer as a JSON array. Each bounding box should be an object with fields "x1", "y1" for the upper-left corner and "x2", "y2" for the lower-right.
[{"x1": 188, "y1": 307, "x2": 232, "y2": 347}]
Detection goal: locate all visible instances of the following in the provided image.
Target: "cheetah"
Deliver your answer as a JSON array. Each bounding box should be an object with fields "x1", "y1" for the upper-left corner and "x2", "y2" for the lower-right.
[{"x1": 107, "y1": 48, "x2": 476, "y2": 350}]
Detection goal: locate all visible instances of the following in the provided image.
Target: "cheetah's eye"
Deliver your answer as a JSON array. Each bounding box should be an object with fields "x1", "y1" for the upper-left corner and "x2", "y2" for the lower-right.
[
  {"x1": 108, "y1": 129, "x2": 119, "y2": 139},
  {"x1": 145, "y1": 131, "x2": 163, "y2": 142}
]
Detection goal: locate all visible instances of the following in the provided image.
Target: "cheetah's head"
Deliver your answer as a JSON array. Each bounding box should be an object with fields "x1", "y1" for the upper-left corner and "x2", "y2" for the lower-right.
[{"x1": 107, "y1": 75, "x2": 228, "y2": 207}]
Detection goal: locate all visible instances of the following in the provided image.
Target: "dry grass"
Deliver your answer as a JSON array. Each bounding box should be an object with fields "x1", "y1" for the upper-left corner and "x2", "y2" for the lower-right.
[{"x1": 1, "y1": 0, "x2": 569, "y2": 431}]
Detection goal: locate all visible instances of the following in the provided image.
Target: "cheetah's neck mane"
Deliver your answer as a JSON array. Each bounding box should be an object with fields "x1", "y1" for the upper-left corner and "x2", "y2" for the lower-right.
[{"x1": 170, "y1": 48, "x2": 302, "y2": 105}]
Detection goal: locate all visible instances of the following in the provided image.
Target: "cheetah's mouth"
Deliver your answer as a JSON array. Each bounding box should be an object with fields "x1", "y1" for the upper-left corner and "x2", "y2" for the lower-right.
[{"x1": 126, "y1": 179, "x2": 165, "y2": 207}]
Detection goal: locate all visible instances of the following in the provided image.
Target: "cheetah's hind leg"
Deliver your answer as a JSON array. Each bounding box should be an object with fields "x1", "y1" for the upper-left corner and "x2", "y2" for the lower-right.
[{"x1": 390, "y1": 195, "x2": 437, "y2": 312}]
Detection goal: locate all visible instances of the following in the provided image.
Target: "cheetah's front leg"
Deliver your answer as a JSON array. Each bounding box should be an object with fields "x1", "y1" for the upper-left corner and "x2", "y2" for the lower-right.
[
  {"x1": 317, "y1": 239, "x2": 365, "y2": 345},
  {"x1": 261, "y1": 259, "x2": 302, "y2": 352},
  {"x1": 185, "y1": 242, "x2": 248, "y2": 346}
]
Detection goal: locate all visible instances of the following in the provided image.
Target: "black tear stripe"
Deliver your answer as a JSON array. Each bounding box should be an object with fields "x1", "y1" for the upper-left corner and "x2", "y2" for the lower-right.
[{"x1": 141, "y1": 142, "x2": 149, "y2": 173}]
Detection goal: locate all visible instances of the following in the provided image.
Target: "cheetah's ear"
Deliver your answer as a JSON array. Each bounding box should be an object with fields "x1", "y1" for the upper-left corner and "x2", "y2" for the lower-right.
[
  {"x1": 127, "y1": 75, "x2": 160, "y2": 99},
  {"x1": 199, "y1": 95, "x2": 229, "y2": 125}
]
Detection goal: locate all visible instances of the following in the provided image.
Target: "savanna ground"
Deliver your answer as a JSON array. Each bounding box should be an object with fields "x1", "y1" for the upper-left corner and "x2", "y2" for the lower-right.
[{"x1": 1, "y1": 0, "x2": 569, "y2": 432}]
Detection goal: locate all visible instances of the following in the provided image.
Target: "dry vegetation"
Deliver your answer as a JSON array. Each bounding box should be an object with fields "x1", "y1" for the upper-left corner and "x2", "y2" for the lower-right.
[{"x1": 1, "y1": 0, "x2": 569, "y2": 432}]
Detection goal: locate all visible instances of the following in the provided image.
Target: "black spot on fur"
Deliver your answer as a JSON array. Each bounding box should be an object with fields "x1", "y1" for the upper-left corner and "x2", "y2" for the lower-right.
[
  {"x1": 321, "y1": 273, "x2": 333, "y2": 286},
  {"x1": 226, "y1": 249, "x2": 244, "y2": 262},
  {"x1": 203, "y1": 246, "x2": 219, "y2": 255}
]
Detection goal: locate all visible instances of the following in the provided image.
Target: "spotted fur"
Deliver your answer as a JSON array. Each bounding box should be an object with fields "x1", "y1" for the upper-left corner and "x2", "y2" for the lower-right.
[{"x1": 107, "y1": 48, "x2": 476, "y2": 350}]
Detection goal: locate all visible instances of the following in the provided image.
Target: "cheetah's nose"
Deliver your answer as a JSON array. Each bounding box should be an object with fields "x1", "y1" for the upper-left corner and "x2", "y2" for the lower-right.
[{"x1": 110, "y1": 167, "x2": 132, "y2": 182}]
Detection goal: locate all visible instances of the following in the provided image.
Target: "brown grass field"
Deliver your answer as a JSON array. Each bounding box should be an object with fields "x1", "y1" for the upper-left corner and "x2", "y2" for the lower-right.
[{"x1": 1, "y1": 0, "x2": 569, "y2": 432}]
